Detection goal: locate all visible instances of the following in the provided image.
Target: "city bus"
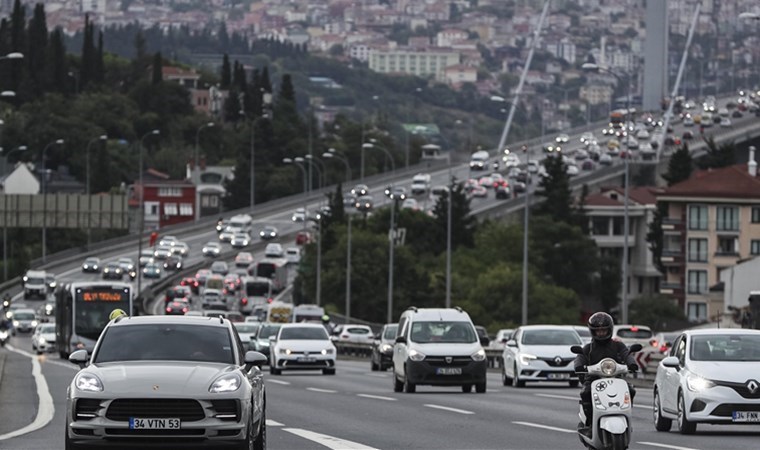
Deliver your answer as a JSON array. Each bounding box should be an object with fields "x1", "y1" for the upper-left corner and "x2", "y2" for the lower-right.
[{"x1": 55, "y1": 281, "x2": 132, "y2": 358}]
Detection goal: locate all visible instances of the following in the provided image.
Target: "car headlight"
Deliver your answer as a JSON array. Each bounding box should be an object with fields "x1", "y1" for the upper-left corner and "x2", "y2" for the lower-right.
[
  {"x1": 279, "y1": 348, "x2": 292, "y2": 355},
  {"x1": 31, "y1": 320, "x2": 38, "y2": 328},
  {"x1": 209, "y1": 373, "x2": 241, "y2": 393},
  {"x1": 686, "y1": 374, "x2": 715, "y2": 392},
  {"x1": 600, "y1": 359, "x2": 617, "y2": 376},
  {"x1": 380, "y1": 344, "x2": 393, "y2": 353},
  {"x1": 519, "y1": 353, "x2": 537, "y2": 365},
  {"x1": 37, "y1": 336, "x2": 46, "y2": 344},
  {"x1": 75, "y1": 373, "x2": 103, "y2": 392},
  {"x1": 471, "y1": 349, "x2": 486, "y2": 362},
  {"x1": 321, "y1": 348, "x2": 334, "y2": 355},
  {"x1": 12, "y1": 320, "x2": 19, "y2": 327},
  {"x1": 408, "y1": 349, "x2": 425, "y2": 361}
]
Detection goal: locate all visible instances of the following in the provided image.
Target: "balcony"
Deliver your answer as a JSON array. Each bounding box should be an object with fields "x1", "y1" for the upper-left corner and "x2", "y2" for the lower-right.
[
  {"x1": 591, "y1": 235, "x2": 636, "y2": 248},
  {"x1": 662, "y1": 218, "x2": 684, "y2": 232},
  {"x1": 659, "y1": 282, "x2": 683, "y2": 295},
  {"x1": 660, "y1": 249, "x2": 684, "y2": 265}
]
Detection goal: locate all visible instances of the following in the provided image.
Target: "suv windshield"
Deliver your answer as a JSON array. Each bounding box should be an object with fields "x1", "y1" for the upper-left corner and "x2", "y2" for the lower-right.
[
  {"x1": 521, "y1": 329, "x2": 581, "y2": 345},
  {"x1": 13, "y1": 312, "x2": 35, "y2": 320},
  {"x1": 410, "y1": 321, "x2": 477, "y2": 344},
  {"x1": 94, "y1": 324, "x2": 234, "y2": 364},
  {"x1": 280, "y1": 327, "x2": 328, "y2": 340},
  {"x1": 690, "y1": 334, "x2": 760, "y2": 361},
  {"x1": 26, "y1": 277, "x2": 45, "y2": 285}
]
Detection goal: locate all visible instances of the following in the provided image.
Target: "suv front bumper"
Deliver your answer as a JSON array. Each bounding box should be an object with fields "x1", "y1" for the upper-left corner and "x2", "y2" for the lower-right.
[{"x1": 406, "y1": 359, "x2": 487, "y2": 386}]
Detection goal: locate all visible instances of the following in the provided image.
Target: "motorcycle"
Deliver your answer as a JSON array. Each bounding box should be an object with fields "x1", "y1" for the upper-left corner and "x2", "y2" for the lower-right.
[
  {"x1": 0, "y1": 329, "x2": 8, "y2": 347},
  {"x1": 2, "y1": 295, "x2": 10, "y2": 310},
  {"x1": 571, "y1": 343, "x2": 642, "y2": 450}
]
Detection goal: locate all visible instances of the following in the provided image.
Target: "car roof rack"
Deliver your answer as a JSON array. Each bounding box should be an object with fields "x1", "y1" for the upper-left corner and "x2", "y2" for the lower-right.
[
  {"x1": 406, "y1": 306, "x2": 418, "y2": 312},
  {"x1": 454, "y1": 306, "x2": 463, "y2": 313}
]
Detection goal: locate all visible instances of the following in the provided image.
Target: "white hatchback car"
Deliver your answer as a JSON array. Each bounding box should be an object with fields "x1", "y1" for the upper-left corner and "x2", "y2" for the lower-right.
[
  {"x1": 270, "y1": 323, "x2": 336, "y2": 375},
  {"x1": 654, "y1": 329, "x2": 760, "y2": 434},
  {"x1": 502, "y1": 325, "x2": 582, "y2": 387},
  {"x1": 333, "y1": 324, "x2": 374, "y2": 345}
]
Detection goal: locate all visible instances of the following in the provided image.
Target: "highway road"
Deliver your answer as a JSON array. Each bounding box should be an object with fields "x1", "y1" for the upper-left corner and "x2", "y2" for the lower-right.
[{"x1": 2, "y1": 342, "x2": 760, "y2": 449}]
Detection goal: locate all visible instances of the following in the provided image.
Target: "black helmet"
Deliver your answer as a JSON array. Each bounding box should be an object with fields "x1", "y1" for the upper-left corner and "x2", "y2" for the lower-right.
[{"x1": 588, "y1": 312, "x2": 614, "y2": 342}]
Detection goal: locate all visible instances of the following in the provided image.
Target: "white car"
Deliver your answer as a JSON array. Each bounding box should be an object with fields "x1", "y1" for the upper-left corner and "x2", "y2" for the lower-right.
[
  {"x1": 555, "y1": 133, "x2": 569, "y2": 143},
  {"x1": 158, "y1": 235, "x2": 179, "y2": 247},
  {"x1": 580, "y1": 132, "x2": 595, "y2": 144},
  {"x1": 636, "y1": 129, "x2": 650, "y2": 140},
  {"x1": 202, "y1": 241, "x2": 221, "y2": 257},
  {"x1": 333, "y1": 324, "x2": 374, "y2": 345},
  {"x1": 292, "y1": 208, "x2": 309, "y2": 222},
  {"x1": 401, "y1": 198, "x2": 419, "y2": 210},
  {"x1": 285, "y1": 247, "x2": 301, "y2": 264},
  {"x1": 32, "y1": 323, "x2": 56, "y2": 354},
  {"x1": 230, "y1": 232, "x2": 251, "y2": 249},
  {"x1": 170, "y1": 242, "x2": 190, "y2": 257},
  {"x1": 233, "y1": 322, "x2": 261, "y2": 350},
  {"x1": 720, "y1": 117, "x2": 732, "y2": 128},
  {"x1": 264, "y1": 243, "x2": 284, "y2": 258},
  {"x1": 503, "y1": 153, "x2": 520, "y2": 168},
  {"x1": 502, "y1": 325, "x2": 582, "y2": 387},
  {"x1": 653, "y1": 329, "x2": 760, "y2": 434},
  {"x1": 490, "y1": 328, "x2": 514, "y2": 350},
  {"x1": 612, "y1": 324, "x2": 653, "y2": 348},
  {"x1": 566, "y1": 164, "x2": 579, "y2": 176},
  {"x1": 153, "y1": 245, "x2": 173, "y2": 260},
  {"x1": 218, "y1": 227, "x2": 236, "y2": 243},
  {"x1": 270, "y1": 323, "x2": 336, "y2": 375}
]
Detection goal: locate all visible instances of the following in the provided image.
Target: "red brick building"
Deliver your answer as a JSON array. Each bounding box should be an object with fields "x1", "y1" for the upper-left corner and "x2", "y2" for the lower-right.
[{"x1": 129, "y1": 169, "x2": 196, "y2": 231}]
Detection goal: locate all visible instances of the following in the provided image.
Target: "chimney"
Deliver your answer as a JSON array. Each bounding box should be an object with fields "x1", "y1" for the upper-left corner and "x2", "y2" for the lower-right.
[{"x1": 750, "y1": 146, "x2": 757, "y2": 177}]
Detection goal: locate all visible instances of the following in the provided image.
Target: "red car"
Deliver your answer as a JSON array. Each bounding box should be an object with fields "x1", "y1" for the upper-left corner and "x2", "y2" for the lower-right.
[
  {"x1": 296, "y1": 231, "x2": 312, "y2": 245},
  {"x1": 180, "y1": 277, "x2": 200, "y2": 294}
]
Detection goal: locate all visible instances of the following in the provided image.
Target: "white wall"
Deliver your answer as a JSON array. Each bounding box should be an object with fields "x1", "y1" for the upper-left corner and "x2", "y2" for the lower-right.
[{"x1": 721, "y1": 257, "x2": 760, "y2": 311}]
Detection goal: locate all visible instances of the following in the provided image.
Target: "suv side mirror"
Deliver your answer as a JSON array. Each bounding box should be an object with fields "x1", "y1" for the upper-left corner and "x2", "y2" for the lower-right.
[
  {"x1": 395, "y1": 335, "x2": 407, "y2": 344},
  {"x1": 506, "y1": 339, "x2": 517, "y2": 348},
  {"x1": 244, "y1": 351, "x2": 268, "y2": 371},
  {"x1": 661, "y1": 356, "x2": 680, "y2": 369},
  {"x1": 69, "y1": 349, "x2": 90, "y2": 369}
]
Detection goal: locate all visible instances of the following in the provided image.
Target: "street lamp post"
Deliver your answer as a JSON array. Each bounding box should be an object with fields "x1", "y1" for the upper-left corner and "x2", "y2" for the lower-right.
[
  {"x1": 136, "y1": 129, "x2": 160, "y2": 316},
  {"x1": 583, "y1": 62, "x2": 631, "y2": 323},
  {"x1": 323, "y1": 149, "x2": 352, "y2": 182},
  {"x1": 41, "y1": 138, "x2": 64, "y2": 264},
  {"x1": 2, "y1": 145, "x2": 25, "y2": 281},
  {"x1": 283, "y1": 158, "x2": 308, "y2": 231},
  {"x1": 194, "y1": 122, "x2": 214, "y2": 221},
  {"x1": 86, "y1": 135, "x2": 107, "y2": 249},
  {"x1": 304, "y1": 154, "x2": 326, "y2": 189},
  {"x1": 522, "y1": 145, "x2": 531, "y2": 325}
]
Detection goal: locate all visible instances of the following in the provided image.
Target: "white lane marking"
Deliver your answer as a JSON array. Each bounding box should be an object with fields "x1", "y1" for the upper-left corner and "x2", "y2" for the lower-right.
[
  {"x1": 283, "y1": 428, "x2": 378, "y2": 450},
  {"x1": 424, "y1": 404, "x2": 474, "y2": 415},
  {"x1": 512, "y1": 421, "x2": 575, "y2": 434},
  {"x1": 266, "y1": 419, "x2": 285, "y2": 427},
  {"x1": 637, "y1": 442, "x2": 701, "y2": 450},
  {"x1": 266, "y1": 379, "x2": 291, "y2": 385},
  {"x1": 0, "y1": 346, "x2": 56, "y2": 441},
  {"x1": 306, "y1": 387, "x2": 337, "y2": 394},
  {"x1": 365, "y1": 373, "x2": 388, "y2": 378},
  {"x1": 357, "y1": 394, "x2": 397, "y2": 401},
  {"x1": 534, "y1": 392, "x2": 653, "y2": 410}
]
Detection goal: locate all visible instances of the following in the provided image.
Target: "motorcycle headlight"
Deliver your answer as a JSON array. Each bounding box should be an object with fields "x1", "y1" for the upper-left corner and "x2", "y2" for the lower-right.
[
  {"x1": 686, "y1": 374, "x2": 715, "y2": 392},
  {"x1": 519, "y1": 353, "x2": 537, "y2": 365},
  {"x1": 209, "y1": 373, "x2": 241, "y2": 393},
  {"x1": 600, "y1": 359, "x2": 617, "y2": 376},
  {"x1": 75, "y1": 373, "x2": 103, "y2": 392},
  {"x1": 321, "y1": 348, "x2": 334, "y2": 355},
  {"x1": 471, "y1": 349, "x2": 486, "y2": 361},
  {"x1": 408, "y1": 349, "x2": 426, "y2": 361},
  {"x1": 380, "y1": 344, "x2": 393, "y2": 353},
  {"x1": 0, "y1": 330, "x2": 8, "y2": 339}
]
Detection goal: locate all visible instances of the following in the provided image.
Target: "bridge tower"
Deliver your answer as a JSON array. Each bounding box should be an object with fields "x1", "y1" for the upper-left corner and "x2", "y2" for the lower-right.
[{"x1": 643, "y1": 0, "x2": 669, "y2": 112}]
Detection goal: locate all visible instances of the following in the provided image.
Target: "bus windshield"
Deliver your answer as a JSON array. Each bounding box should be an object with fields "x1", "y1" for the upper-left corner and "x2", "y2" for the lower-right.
[
  {"x1": 246, "y1": 282, "x2": 270, "y2": 297},
  {"x1": 74, "y1": 286, "x2": 130, "y2": 340},
  {"x1": 256, "y1": 263, "x2": 276, "y2": 279}
]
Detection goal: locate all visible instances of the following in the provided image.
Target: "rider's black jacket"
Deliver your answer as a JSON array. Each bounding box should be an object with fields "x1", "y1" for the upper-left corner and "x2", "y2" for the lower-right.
[{"x1": 574, "y1": 339, "x2": 636, "y2": 382}]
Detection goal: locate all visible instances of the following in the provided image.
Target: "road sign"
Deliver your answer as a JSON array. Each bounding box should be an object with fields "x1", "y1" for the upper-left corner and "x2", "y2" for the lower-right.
[
  {"x1": 388, "y1": 228, "x2": 407, "y2": 246},
  {"x1": 635, "y1": 351, "x2": 651, "y2": 373}
]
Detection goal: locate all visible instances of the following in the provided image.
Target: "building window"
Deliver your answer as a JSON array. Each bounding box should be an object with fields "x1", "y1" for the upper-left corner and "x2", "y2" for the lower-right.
[
  {"x1": 591, "y1": 217, "x2": 608, "y2": 235},
  {"x1": 688, "y1": 238, "x2": 707, "y2": 262},
  {"x1": 716, "y1": 236, "x2": 738, "y2": 256},
  {"x1": 147, "y1": 204, "x2": 158, "y2": 216},
  {"x1": 163, "y1": 203, "x2": 178, "y2": 216},
  {"x1": 179, "y1": 203, "x2": 193, "y2": 216},
  {"x1": 716, "y1": 205, "x2": 739, "y2": 231},
  {"x1": 753, "y1": 207, "x2": 760, "y2": 223},
  {"x1": 687, "y1": 302, "x2": 707, "y2": 322},
  {"x1": 158, "y1": 187, "x2": 182, "y2": 197},
  {"x1": 751, "y1": 240, "x2": 760, "y2": 255},
  {"x1": 687, "y1": 270, "x2": 707, "y2": 294},
  {"x1": 688, "y1": 205, "x2": 708, "y2": 230},
  {"x1": 612, "y1": 216, "x2": 624, "y2": 235}
]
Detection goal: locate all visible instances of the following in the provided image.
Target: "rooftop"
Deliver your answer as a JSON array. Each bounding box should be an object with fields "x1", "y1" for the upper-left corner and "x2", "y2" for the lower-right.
[{"x1": 659, "y1": 164, "x2": 760, "y2": 200}]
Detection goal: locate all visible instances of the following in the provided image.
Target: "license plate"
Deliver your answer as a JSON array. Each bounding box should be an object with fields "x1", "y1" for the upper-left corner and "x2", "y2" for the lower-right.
[
  {"x1": 297, "y1": 357, "x2": 316, "y2": 363},
  {"x1": 129, "y1": 418, "x2": 181, "y2": 429},
  {"x1": 547, "y1": 373, "x2": 571, "y2": 380},
  {"x1": 732, "y1": 411, "x2": 760, "y2": 422},
  {"x1": 436, "y1": 368, "x2": 462, "y2": 375}
]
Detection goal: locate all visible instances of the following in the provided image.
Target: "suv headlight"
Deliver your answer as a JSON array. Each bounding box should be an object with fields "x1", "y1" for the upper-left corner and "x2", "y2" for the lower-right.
[
  {"x1": 209, "y1": 373, "x2": 241, "y2": 393},
  {"x1": 408, "y1": 349, "x2": 425, "y2": 361},
  {"x1": 75, "y1": 373, "x2": 104, "y2": 392},
  {"x1": 471, "y1": 349, "x2": 486, "y2": 362},
  {"x1": 380, "y1": 344, "x2": 393, "y2": 353},
  {"x1": 279, "y1": 348, "x2": 292, "y2": 355},
  {"x1": 686, "y1": 374, "x2": 714, "y2": 392},
  {"x1": 519, "y1": 353, "x2": 537, "y2": 365}
]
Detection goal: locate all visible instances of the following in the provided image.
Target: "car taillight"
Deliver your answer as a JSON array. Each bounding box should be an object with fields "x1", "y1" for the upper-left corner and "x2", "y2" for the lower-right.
[
  {"x1": 660, "y1": 345, "x2": 668, "y2": 353},
  {"x1": 166, "y1": 307, "x2": 171, "y2": 313},
  {"x1": 241, "y1": 297, "x2": 248, "y2": 305},
  {"x1": 182, "y1": 308, "x2": 188, "y2": 313},
  {"x1": 267, "y1": 298, "x2": 273, "y2": 303}
]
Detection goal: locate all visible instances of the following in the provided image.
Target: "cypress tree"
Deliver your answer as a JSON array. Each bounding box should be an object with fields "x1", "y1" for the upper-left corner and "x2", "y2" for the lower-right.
[
  {"x1": 80, "y1": 15, "x2": 94, "y2": 88},
  {"x1": 220, "y1": 53, "x2": 231, "y2": 89},
  {"x1": 95, "y1": 31, "x2": 105, "y2": 83},
  {"x1": 260, "y1": 66, "x2": 271, "y2": 93},
  {"x1": 151, "y1": 51, "x2": 163, "y2": 85},
  {"x1": 279, "y1": 74, "x2": 295, "y2": 102},
  {"x1": 9, "y1": 0, "x2": 25, "y2": 92},
  {"x1": 26, "y1": 3, "x2": 48, "y2": 90},
  {"x1": 662, "y1": 143, "x2": 693, "y2": 186},
  {"x1": 46, "y1": 28, "x2": 67, "y2": 93}
]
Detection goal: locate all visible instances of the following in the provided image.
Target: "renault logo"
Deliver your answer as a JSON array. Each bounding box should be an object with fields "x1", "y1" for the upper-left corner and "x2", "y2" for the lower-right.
[
  {"x1": 747, "y1": 380, "x2": 759, "y2": 394},
  {"x1": 152, "y1": 385, "x2": 159, "y2": 391},
  {"x1": 445, "y1": 356, "x2": 453, "y2": 364},
  {"x1": 554, "y1": 356, "x2": 563, "y2": 365}
]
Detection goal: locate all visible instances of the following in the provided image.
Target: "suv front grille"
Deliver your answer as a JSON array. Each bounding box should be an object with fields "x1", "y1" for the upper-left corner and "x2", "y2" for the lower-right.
[
  {"x1": 75, "y1": 399, "x2": 103, "y2": 420},
  {"x1": 425, "y1": 356, "x2": 473, "y2": 367},
  {"x1": 106, "y1": 399, "x2": 205, "y2": 422},
  {"x1": 710, "y1": 403, "x2": 760, "y2": 417},
  {"x1": 209, "y1": 400, "x2": 240, "y2": 421}
]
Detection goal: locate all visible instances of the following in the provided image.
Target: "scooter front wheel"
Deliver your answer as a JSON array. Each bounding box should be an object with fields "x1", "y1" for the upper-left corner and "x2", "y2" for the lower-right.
[{"x1": 610, "y1": 432, "x2": 626, "y2": 450}]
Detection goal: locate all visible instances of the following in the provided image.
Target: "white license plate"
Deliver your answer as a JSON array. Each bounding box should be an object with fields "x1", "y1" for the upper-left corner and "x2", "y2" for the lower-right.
[
  {"x1": 732, "y1": 411, "x2": 760, "y2": 422},
  {"x1": 436, "y1": 368, "x2": 462, "y2": 375},
  {"x1": 129, "y1": 418, "x2": 181, "y2": 429},
  {"x1": 547, "y1": 373, "x2": 571, "y2": 380},
  {"x1": 297, "y1": 357, "x2": 316, "y2": 363}
]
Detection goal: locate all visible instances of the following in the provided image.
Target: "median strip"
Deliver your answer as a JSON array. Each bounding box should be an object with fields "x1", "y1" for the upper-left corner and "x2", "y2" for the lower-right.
[{"x1": 424, "y1": 404, "x2": 474, "y2": 415}]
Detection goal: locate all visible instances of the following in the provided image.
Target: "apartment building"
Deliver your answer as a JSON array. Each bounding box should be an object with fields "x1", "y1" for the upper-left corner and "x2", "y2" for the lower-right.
[
  {"x1": 368, "y1": 48, "x2": 460, "y2": 81},
  {"x1": 656, "y1": 155, "x2": 760, "y2": 323}
]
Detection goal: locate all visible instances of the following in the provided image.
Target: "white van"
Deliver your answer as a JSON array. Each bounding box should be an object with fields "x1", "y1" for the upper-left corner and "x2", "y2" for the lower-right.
[
  {"x1": 469, "y1": 150, "x2": 490, "y2": 171},
  {"x1": 23, "y1": 270, "x2": 48, "y2": 299},
  {"x1": 227, "y1": 214, "x2": 253, "y2": 234},
  {"x1": 410, "y1": 173, "x2": 431, "y2": 195}
]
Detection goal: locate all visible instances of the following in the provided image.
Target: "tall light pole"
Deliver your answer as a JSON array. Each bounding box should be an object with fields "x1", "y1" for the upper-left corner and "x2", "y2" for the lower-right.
[
  {"x1": 583, "y1": 62, "x2": 631, "y2": 323},
  {"x1": 85, "y1": 135, "x2": 107, "y2": 249},
  {"x1": 2, "y1": 145, "x2": 25, "y2": 281},
  {"x1": 521, "y1": 145, "x2": 531, "y2": 325},
  {"x1": 41, "y1": 138, "x2": 64, "y2": 264},
  {"x1": 135, "y1": 129, "x2": 160, "y2": 316},
  {"x1": 323, "y1": 149, "x2": 354, "y2": 320},
  {"x1": 445, "y1": 159, "x2": 453, "y2": 308},
  {"x1": 194, "y1": 122, "x2": 214, "y2": 221},
  {"x1": 304, "y1": 154, "x2": 326, "y2": 189},
  {"x1": 283, "y1": 158, "x2": 308, "y2": 231}
]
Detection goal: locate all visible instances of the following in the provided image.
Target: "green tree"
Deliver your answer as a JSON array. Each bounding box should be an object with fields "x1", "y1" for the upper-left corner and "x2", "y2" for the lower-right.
[
  {"x1": 663, "y1": 143, "x2": 693, "y2": 186},
  {"x1": 537, "y1": 155, "x2": 574, "y2": 223},
  {"x1": 151, "y1": 51, "x2": 162, "y2": 85},
  {"x1": 698, "y1": 136, "x2": 735, "y2": 169},
  {"x1": 220, "y1": 53, "x2": 231, "y2": 89},
  {"x1": 26, "y1": 3, "x2": 48, "y2": 92},
  {"x1": 46, "y1": 28, "x2": 67, "y2": 93},
  {"x1": 430, "y1": 179, "x2": 476, "y2": 252},
  {"x1": 629, "y1": 295, "x2": 688, "y2": 331},
  {"x1": 596, "y1": 255, "x2": 621, "y2": 313}
]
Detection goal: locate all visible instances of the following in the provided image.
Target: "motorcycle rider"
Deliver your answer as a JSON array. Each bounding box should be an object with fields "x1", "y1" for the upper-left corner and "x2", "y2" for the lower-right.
[{"x1": 574, "y1": 312, "x2": 638, "y2": 432}]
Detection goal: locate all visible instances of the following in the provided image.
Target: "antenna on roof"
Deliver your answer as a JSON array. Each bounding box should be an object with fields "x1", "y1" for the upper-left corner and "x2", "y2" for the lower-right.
[
  {"x1": 454, "y1": 306, "x2": 463, "y2": 313},
  {"x1": 219, "y1": 316, "x2": 224, "y2": 324}
]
